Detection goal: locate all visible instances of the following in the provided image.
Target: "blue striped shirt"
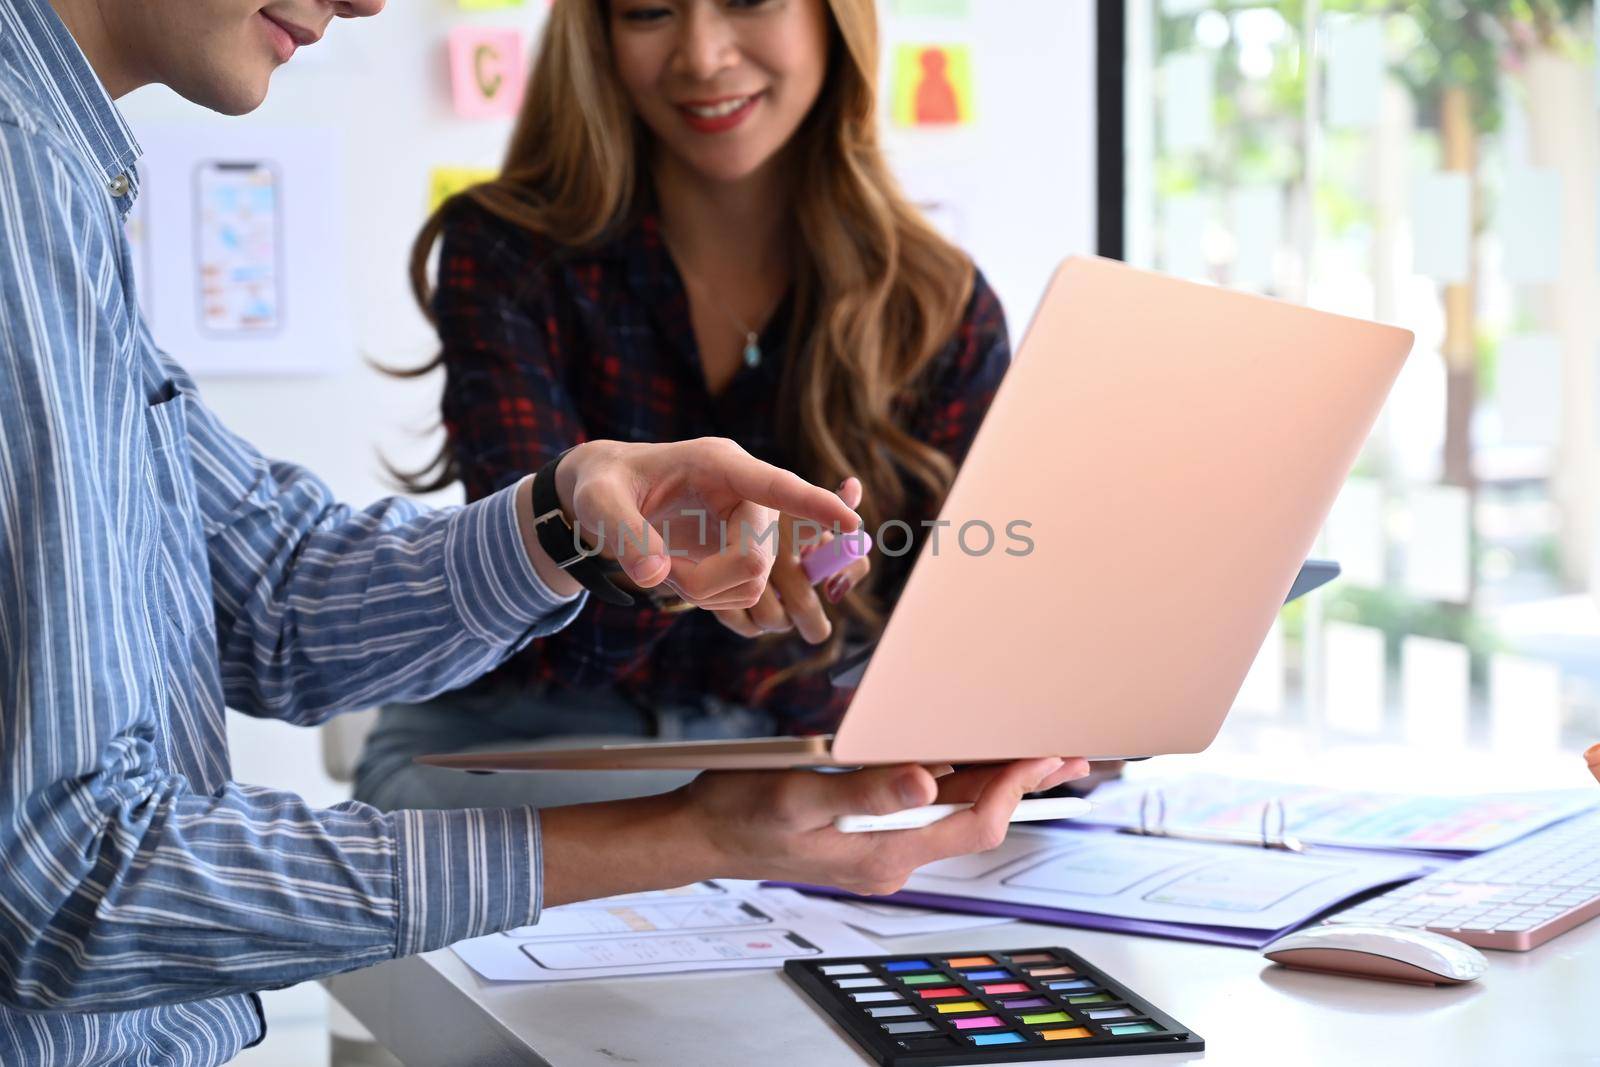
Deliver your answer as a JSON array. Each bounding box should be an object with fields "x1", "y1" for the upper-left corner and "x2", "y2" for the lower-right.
[{"x1": 0, "y1": 2, "x2": 583, "y2": 1062}]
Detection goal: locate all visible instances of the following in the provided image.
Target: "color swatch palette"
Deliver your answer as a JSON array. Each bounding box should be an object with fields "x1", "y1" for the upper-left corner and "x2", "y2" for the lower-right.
[{"x1": 785, "y1": 947, "x2": 1202, "y2": 1065}]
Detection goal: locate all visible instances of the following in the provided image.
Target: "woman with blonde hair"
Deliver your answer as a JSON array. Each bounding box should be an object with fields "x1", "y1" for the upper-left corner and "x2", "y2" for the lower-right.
[{"x1": 357, "y1": 0, "x2": 1014, "y2": 811}]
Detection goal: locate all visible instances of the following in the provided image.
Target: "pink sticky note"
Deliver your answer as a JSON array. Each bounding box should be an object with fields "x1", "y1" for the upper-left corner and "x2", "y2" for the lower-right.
[{"x1": 448, "y1": 27, "x2": 525, "y2": 119}]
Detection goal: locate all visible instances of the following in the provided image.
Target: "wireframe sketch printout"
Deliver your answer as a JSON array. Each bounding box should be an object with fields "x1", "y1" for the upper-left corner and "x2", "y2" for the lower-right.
[
  {"x1": 452, "y1": 882, "x2": 876, "y2": 982},
  {"x1": 900, "y1": 829, "x2": 1429, "y2": 931},
  {"x1": 1078, "y1": 775, "x2": 1597, "y2": 852}
]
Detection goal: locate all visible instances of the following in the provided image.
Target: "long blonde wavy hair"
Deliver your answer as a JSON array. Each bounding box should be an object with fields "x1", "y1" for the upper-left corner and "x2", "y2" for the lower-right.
[{"x1": 399, "y1": 0, "x2": 977, "y2": 688}]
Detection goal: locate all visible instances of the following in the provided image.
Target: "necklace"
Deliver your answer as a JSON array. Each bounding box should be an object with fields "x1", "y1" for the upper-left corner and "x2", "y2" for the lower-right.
[{"x1": 665, "y1": 236, "x2": 767, "y2": 369}]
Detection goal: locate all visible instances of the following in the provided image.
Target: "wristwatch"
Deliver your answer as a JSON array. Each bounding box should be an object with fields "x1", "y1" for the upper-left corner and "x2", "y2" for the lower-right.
[{"x1": 529, "y1": 449, "x2": 635, "y2": 606}]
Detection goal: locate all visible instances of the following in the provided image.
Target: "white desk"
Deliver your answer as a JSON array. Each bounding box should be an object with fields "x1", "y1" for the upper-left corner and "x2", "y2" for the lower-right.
[{"x1": 326, "y1": 912, "x2": 1600, "y2": 1065}]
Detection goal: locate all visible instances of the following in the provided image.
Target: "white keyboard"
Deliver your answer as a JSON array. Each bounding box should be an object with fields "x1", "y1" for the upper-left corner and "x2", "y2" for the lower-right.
[{"x1": 1327, "y1": 809, "x2": 1600, "y2": 951}]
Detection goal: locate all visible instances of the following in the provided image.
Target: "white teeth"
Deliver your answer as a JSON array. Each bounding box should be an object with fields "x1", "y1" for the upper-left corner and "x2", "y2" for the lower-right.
[{"x1": 685, "y1": 95, "x2": 754, "y2": 119}]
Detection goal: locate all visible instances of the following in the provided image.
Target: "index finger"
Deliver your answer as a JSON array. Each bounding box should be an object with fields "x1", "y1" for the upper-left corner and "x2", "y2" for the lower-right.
[{"x1": 719, "y1": 454, "x2": 862, "y2": 532}]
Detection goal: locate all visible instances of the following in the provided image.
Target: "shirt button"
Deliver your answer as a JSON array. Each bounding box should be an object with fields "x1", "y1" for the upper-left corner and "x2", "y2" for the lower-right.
[{"x1": 107, "y1": 173, "x2": 130, "y2": 198}]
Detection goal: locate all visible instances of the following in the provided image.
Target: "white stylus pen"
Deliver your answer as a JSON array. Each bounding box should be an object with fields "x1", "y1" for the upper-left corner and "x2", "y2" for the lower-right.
[{"x1": 833, "y1": 796, "x2": 1093, "y2": 834}]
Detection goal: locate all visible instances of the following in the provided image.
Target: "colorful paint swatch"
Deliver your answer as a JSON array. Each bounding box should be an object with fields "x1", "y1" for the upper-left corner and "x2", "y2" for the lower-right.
[
  {"x1": 427, "y1": 167, "x2": 497, "y2": 213},
  {"x1": 891, "y1": 44, "x2": 974, "y2": 127},
  {"x1": 867, "y1": 1005, "x2": 918, "y2": 1018},
  {"x1": 958, "y1": 969, "x2": 1009, "y2": 980},
  {"x1": 448, "y1": 26, "x2": 526, "y2": 119},
  {"x1": 883, "y1": 1021, "x2": 937, "y2": 1035},
  {"x1": 836, "y1": 977, "x2": 886, "y2": 989},
  {"x1": 1087, "y1": 1008, "x2": 1137, "y2": 1020},
  {"x1": 784, "y1": 946, "x2": 1203, "y2": 1063},
  {"x1": 918, "y1": 987, "x2": 966, "y2": 999},
  {"x1": 1040, "y1": 1027, "x2": 1093, "y2": 1040},
  {"x1": 970, "y1": 1032, "x2": 1025, "y2": 1046},
  {"x1": 999, "y1": 996, "x2": 1050, "y2": 1009},
  {"x1": 934, "y1": 1000, "x2": 986, "y2": 1014},
  {"x1": 899, "y1": 974, "x2": 946, "y2": 985},
  {"x1": 851, "y1": 991, "x2": 901, "y2": 1003}
]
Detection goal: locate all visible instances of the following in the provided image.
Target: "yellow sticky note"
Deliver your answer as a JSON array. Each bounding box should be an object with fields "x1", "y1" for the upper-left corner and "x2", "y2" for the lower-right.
[
  {"x1": 892, "y1": 43, "x2": 974, "y2": 128},
  {"x1": 429, "y1": 167, "x2": 498, "y2": 212}
]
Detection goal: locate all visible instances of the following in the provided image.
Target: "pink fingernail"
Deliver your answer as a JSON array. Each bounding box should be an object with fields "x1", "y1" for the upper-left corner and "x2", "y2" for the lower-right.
[{"x1": 827, "y1": 576, "x2": 853, "y2": 603}]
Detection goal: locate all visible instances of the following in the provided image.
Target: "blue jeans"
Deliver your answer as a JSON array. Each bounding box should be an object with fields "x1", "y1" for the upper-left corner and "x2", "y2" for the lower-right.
[{"x1": 353, "y1": 684, "x2": 778, "y2": 812}]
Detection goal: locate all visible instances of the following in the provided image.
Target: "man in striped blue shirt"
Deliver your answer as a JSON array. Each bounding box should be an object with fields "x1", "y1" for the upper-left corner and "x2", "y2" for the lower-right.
[{"x1": 0, "y1": 1, "x2": 1086, "y2": 1063}]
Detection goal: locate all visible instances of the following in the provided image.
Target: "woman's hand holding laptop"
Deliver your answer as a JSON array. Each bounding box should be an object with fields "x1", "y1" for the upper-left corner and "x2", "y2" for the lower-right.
[{"x1": 540, "y1": 756, "x2": 1090, "y2": 907}]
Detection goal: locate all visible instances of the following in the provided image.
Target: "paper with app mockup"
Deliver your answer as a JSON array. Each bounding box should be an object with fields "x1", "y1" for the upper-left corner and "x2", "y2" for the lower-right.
[{"x1": 452, "y1": 882, "x2": 876, "y2": 982}]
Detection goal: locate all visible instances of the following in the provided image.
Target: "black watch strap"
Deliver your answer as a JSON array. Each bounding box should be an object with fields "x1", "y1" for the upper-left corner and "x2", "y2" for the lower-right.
[{"x1": 530, "y1": 450, "x2": 635, "y2": 607}]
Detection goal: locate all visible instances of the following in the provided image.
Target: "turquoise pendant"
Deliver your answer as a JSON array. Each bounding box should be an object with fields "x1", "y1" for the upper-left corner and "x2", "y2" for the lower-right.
[{"x1": 743, "y1": 333, "x2": 762, "y2": 368}]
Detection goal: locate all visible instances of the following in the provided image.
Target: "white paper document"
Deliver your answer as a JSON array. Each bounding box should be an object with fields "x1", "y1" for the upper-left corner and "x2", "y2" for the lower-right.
[
  {"x1": 902, "y1": 829, "x2": 1427, "y2": 932},
  {"x1": 452, "y1": 882, "x2": 876, "y2": 982},
  {"x1": 805, "y1": 896, "x2": 1014, "y2": 938}
]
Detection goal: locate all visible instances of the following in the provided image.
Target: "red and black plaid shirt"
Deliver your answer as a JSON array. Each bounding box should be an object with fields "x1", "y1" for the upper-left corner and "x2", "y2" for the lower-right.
[{"x1": 433, "y1": 199, "x2": 1010, "y2": 731}]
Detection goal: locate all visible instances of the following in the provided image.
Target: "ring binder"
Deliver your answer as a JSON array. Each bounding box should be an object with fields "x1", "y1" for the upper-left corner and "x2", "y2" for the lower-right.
[{"x1": 1119, "y1": 788, "x2": 1307, "y2": 853}]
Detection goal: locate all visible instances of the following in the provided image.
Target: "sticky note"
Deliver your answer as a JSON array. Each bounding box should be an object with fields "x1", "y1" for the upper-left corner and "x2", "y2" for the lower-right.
[
  {"x1": 1161, "y1": 53, "x2": 1213, "y2": 152},
  {"x1": 1325, "y1": 477, "x2": 1385, "y2": 588},
  {"x1": 1412, "y1": 172, "x2": 1471, "y2": 284},
  {"x1": 1402, "y1": 636, "x2": 1469, "y2": 748},
  {"x1": 428, "y1": 167, "x2": 498, "y2": 212},
  {"x1": 1404, "y1": 483, "x2": 1472, "y2": 602},
  {"x1": 1490, "y1": 655, "x2": 1562, "y2": 755},
  {"x1": 449, "y1": 26, "x2": 526, "y2": 119},
  {"x1": 1233, "y1": 618, "x2": 1284, "y2": 718},
  {"x1": 1162, "y1": 195, "x2": 1210, "y2": 281},
  {"x1": 1326, "y1": 18, "x2": 1383, "y2": 128},
  {"x1": 1501, "y1": 168, "x2": 1562, "y2": 284},
  {"x1": 1230, "y1": 184, "x2": 1282, "y2": 290},
  {"x1": 1324, "y1": 622, "x2": 1385, "y2": 736},
  {"x1": 893, "y1": 0, "x2": 970, "y2": 16},
  {"x1": 1496, "y1": 335, "x2": 1561, "y2": 447},
  {"x1": 892, "y1": 44, "x2": 974, "y2": 127}
]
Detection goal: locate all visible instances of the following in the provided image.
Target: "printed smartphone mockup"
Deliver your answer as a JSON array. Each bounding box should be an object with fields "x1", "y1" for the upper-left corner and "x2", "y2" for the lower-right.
[
  {"x1": 519, "y1": 930, "x2": 821, "y2": 971},
  {"x1": 194, "y1": 161, "x2": 283, "y2": 335}
]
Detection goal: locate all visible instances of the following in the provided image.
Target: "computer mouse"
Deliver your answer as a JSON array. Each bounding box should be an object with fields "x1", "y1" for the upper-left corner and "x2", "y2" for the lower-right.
[{"x1": 1260, "y1": 923, "x2": 1488, "y2": 985}]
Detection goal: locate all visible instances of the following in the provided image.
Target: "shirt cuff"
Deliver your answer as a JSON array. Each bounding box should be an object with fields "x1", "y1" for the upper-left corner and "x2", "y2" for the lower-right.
[
  {"x1": 443, "y1": 479, "x2": 584, "y2": 649},
  {"x1": 391, "y1": 806, "x2": 543, "y2": 956}
]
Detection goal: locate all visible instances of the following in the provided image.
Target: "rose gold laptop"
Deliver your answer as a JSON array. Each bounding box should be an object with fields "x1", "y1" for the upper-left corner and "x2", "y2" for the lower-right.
[{"x1": 419, "y1": 257, "x2": 1413, "y2": 772}]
